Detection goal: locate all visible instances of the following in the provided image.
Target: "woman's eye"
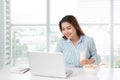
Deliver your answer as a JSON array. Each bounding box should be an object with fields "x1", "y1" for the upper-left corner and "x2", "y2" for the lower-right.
[{"x1": 67, "y1": 28, "x2": 71, "y2": 30}]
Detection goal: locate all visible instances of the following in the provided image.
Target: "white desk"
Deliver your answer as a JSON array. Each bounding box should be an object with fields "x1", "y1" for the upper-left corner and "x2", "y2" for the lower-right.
[{"x1": 0, "y1": 68, "x2": 120, "y2": 80}]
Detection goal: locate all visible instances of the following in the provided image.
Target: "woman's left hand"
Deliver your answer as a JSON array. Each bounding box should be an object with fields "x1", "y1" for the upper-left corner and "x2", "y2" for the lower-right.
[{"x1": 80, "y1": 58, "x2": 95, "y2": 66}]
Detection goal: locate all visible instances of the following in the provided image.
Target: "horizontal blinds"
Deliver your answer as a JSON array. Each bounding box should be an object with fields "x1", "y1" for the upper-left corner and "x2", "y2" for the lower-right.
[
  {"x1": 0, "y1": 0, "x2": 5, "y2": 69},
  {"x1": 5, "y1": 0, "x2": 12, "y2": 65}
]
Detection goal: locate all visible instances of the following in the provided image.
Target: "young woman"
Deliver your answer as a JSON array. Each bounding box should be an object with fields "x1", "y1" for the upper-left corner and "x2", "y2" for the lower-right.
[{"x1": 55, "y1": 15, "x2": 100, "y2": 68}]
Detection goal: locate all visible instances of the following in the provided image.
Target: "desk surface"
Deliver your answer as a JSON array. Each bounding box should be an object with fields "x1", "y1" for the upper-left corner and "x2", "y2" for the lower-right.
[{"x1": 0, "y1": 68, "x2": 120, "y2": 80}]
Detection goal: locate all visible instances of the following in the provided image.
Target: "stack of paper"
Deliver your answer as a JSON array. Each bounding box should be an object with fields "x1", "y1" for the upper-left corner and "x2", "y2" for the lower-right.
[{"x1": 10, "y1": 67, "x2": 30, "y2": 74}]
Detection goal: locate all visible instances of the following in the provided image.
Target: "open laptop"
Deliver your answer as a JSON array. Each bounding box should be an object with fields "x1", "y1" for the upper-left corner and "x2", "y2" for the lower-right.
[{"x1": 28, "y1": 52, "x2": 72, "y2": 78}]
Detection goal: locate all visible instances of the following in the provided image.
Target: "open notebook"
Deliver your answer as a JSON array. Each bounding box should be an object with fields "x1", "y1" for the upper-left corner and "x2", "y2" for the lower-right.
[{"x1": 28, "y1": 52, "x2": 72, "y2": 78}]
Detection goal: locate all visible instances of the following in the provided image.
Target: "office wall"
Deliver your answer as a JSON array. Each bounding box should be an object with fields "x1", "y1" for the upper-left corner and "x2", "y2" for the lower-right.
[{"x1": 0, "y1": 0, "x2": 5, "y2": 69}]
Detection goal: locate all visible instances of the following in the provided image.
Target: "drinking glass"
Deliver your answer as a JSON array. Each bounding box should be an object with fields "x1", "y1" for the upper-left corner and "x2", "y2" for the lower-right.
[{"x1": 80, "y1": 51, "x2": 86, "y2": 61}]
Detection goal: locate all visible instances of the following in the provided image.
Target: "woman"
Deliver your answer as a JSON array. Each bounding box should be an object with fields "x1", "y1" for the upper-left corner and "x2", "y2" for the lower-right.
[{"x1": 55, "y1": 15, "x2": 100, "y2": 68}]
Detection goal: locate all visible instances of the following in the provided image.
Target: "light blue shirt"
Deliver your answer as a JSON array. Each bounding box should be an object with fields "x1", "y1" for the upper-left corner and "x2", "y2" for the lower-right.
[{"x1": 55, "y1": 35, "x2": 100, "y2": 68}]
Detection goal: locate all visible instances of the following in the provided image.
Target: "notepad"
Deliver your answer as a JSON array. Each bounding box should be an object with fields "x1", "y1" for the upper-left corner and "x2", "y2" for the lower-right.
[{"x1": 10, "y1": 67, "x2": 30, "y2": 74}]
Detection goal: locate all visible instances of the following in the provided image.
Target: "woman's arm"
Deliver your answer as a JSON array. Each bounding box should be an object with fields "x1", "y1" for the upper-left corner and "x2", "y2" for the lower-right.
[
  {"x1": 80, "y1": 37, "x2": 101, "y2": 66},
  {"x1": 55, "y1": 38, "x2": 63, "y2": 53},
  {"x1": 88, "y1": 38, "x2": 101, "y2": 64}
]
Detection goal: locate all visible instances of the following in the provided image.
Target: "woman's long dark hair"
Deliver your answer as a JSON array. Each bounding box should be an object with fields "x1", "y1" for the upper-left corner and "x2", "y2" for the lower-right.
[{"x1": 59, "y1": 15, "x2": 85, "y2": 40}]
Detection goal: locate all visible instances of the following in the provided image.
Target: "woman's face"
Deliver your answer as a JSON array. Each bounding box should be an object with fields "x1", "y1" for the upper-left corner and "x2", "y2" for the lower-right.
[{"x1": 61, "y1": 22, "x2": 77, "y2": 40}]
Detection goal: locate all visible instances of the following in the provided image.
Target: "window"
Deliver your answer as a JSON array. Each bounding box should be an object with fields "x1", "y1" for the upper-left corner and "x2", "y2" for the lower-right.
[
  {"x1": 11, "y1": 0, "x2": 46, "y2": 24},
  {"x1": 6, "y1": 0, "x2": 120, "y2": 68},
  {"x1": 114, "y1": 0, "x2": 120, "y2": 68}
]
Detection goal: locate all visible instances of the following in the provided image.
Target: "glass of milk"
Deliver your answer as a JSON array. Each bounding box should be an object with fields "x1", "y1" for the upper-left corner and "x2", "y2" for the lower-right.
[{"x1": 80, "y1": 51, "x2": 86, "y2": 61}]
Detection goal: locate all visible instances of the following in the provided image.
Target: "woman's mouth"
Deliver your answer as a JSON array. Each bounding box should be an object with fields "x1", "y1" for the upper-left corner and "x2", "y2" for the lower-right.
[{"x1": 65, "y1": 34, "x2": 71, "y2": 38}]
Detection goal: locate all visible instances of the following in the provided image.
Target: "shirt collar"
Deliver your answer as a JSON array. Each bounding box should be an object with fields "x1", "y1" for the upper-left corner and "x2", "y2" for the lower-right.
[
  {"x1": 66, "y1": 35, "x2": 84, "y2": 43},
  {"x1": 77, "y1": 35, "x2": 84, "y2": 43},
  {"x1": 66, "y1": 39, "x2": 71, "y2": 43}
]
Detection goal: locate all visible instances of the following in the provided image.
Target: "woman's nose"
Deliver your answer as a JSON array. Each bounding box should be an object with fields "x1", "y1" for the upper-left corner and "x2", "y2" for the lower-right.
[{"x1": 64, "y1": 30, "x2": 69, "y2": 34}]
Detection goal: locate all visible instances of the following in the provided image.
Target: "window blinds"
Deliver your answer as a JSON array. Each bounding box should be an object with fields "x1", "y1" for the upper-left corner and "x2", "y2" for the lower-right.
[
  {"x1": 4, "y1": 0, "x2": 12, "y2": 65},
  {"x1": 0, "y1": 0, "x2": 5, "y2": 69}
]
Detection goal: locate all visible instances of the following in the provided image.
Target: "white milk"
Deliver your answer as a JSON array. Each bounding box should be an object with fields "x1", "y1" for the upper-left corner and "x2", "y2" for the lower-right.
[{"x1": 80, "y1": 51, "x2": 86, "y2": 61}]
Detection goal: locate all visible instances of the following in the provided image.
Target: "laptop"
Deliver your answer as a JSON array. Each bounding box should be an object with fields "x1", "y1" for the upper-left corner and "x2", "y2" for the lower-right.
[{"x1": 28, "y1": 52, "x2": 72, "y2": 78}]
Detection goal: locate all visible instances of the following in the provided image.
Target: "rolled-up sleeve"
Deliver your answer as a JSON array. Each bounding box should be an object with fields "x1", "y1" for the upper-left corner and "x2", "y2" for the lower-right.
[{"x1": 88, "y1": 38, "x2": 101, "y2": 64}]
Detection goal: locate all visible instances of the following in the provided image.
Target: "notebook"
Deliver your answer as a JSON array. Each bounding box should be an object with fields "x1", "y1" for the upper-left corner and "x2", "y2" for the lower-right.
[{"x1": 28, "y1": 52, "x2": 72, "y2": 78}]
